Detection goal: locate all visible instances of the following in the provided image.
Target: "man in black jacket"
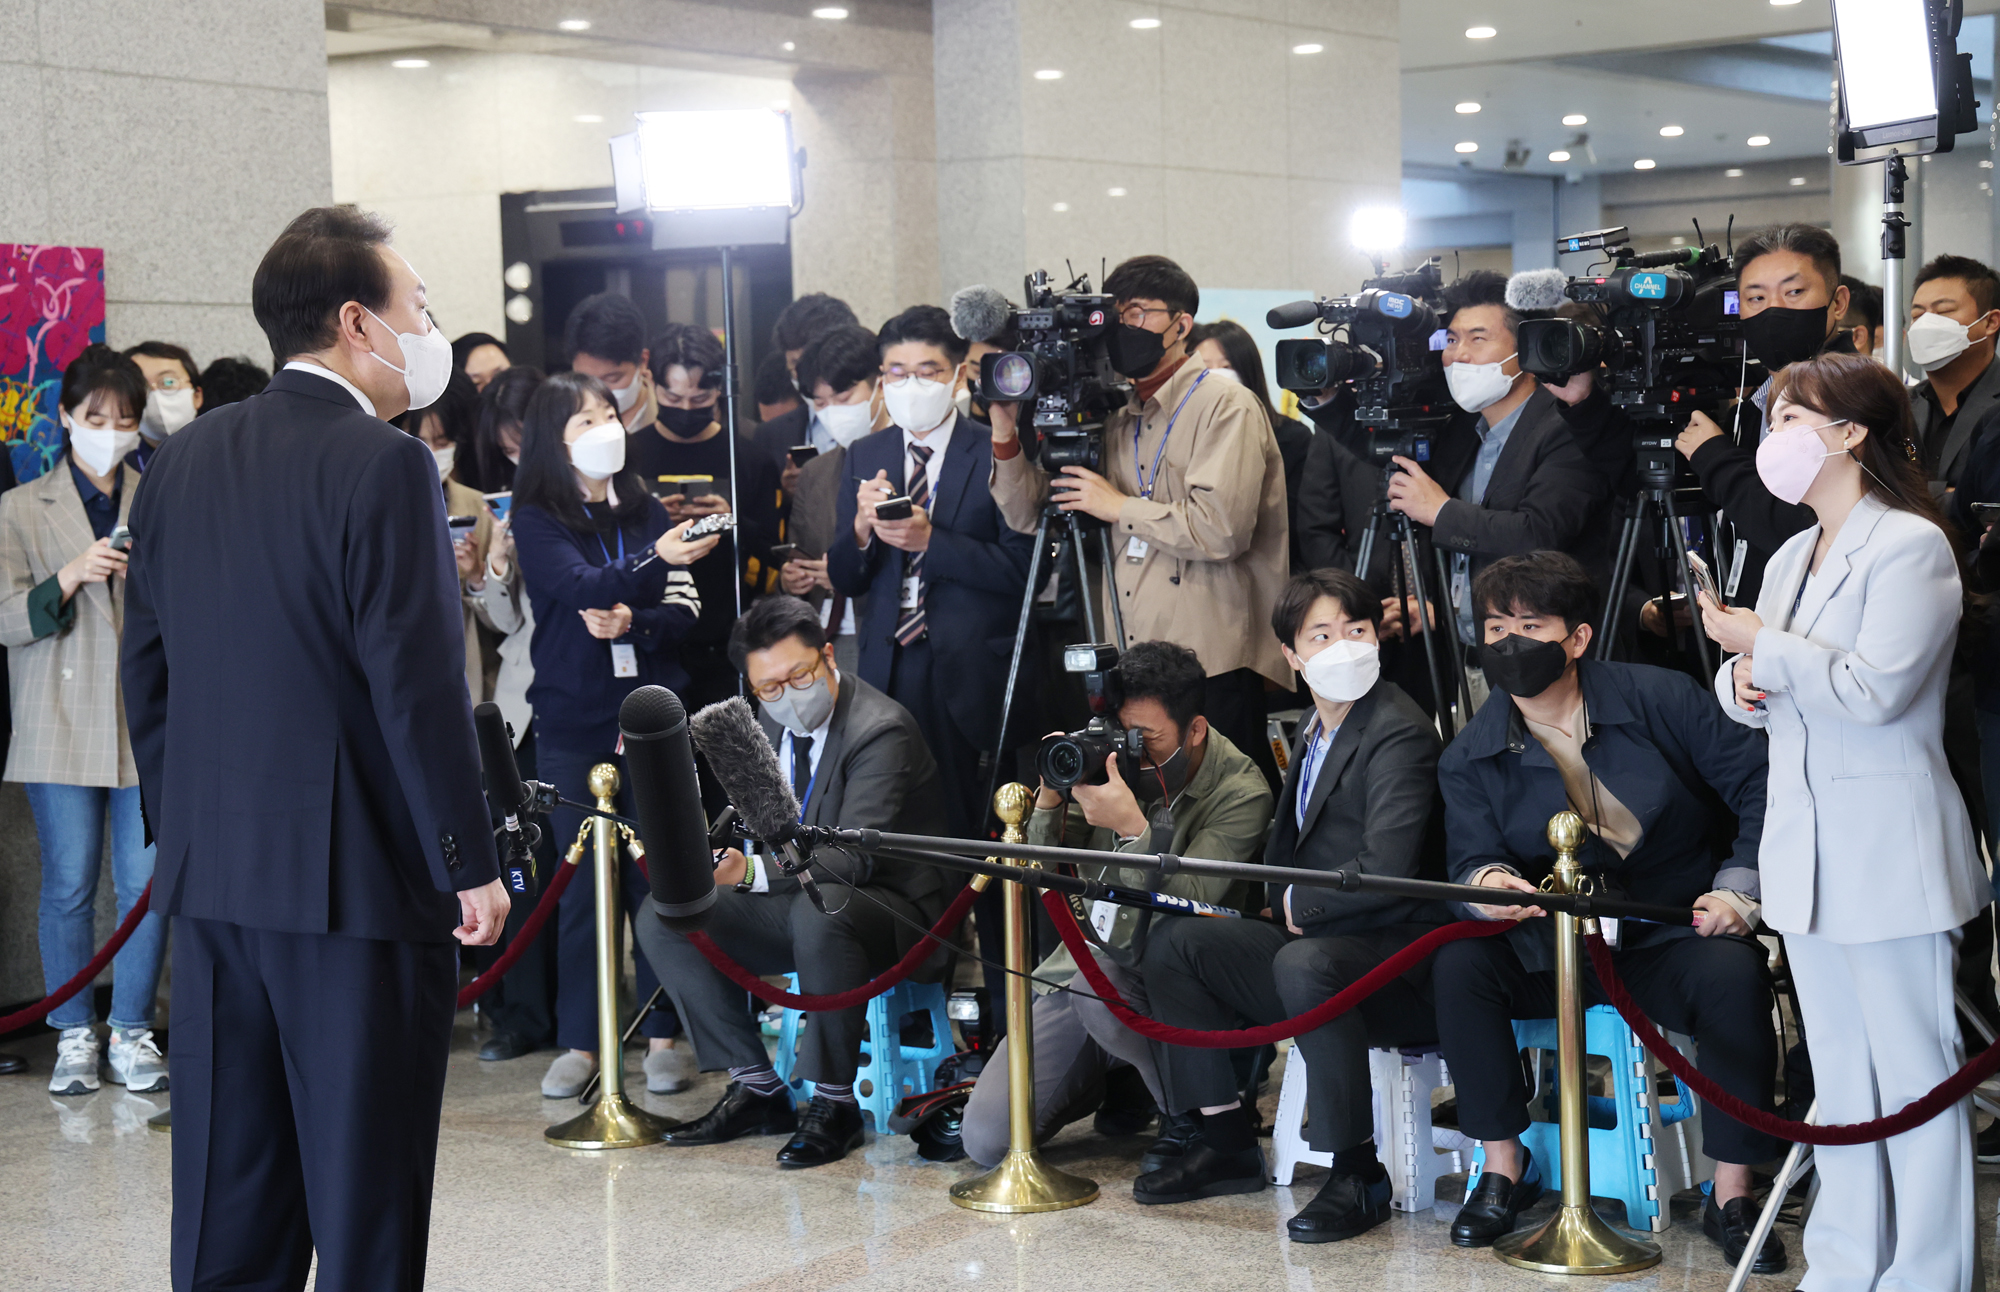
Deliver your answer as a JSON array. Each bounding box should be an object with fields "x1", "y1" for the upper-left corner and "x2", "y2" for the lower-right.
[
  {"x1": 635, "y1": 596, "x2": 949, "y2": 1170},
  {"x1": 749, "y1": 292, "x2": 862, "y2": 483},
  {"x1": 1907, "y1": 254, "x2": 2000, "y2": 502},
  {"x1": 122, "y1": 206, "x2": 508, "y2": 1291},
  {"x1": 1137, "y1": 570, "x2": 1446, "y2": 1241}
]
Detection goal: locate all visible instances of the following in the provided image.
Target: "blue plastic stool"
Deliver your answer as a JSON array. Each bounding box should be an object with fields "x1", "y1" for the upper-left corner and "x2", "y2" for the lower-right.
[
  {"x1": 1467, "y1": 1005, "x2": 1700, "y2": 1232},
  {"x1": 770, "y1": 978, "x2": 955, "y2": 1130}
]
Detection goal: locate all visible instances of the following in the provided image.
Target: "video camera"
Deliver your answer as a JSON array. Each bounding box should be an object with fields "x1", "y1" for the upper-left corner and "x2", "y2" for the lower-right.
[
  {"x1": 977, "y1": 269, "x2": 1131, "y2": 472},
  {"x1": 1037, "y1": 644, "x2": 1144, "y2": 791},
  {"x1": 1266, "y1": 258, "x2": 1451, "y2": 465}
]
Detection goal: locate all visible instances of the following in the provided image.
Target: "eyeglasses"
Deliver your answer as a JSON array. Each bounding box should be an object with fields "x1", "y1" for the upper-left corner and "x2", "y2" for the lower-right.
[
  {"x1": 749, "y1": 655, "x2": 825, "y2": 703},
  {"x1": 149, "y1": 375, "x2": 189, "y2": 391},
  {"x1": 882, "y1": 362, "x2": 955, "y2": 383},
  {"x1": 1115, "y1": 304, "x2": 1177, "y2": 328}
]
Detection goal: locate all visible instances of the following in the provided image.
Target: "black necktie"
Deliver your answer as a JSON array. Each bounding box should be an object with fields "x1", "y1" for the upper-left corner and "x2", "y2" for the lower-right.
[{"x1": 792, "y1": 733, "x2": 815, "y2": 804}]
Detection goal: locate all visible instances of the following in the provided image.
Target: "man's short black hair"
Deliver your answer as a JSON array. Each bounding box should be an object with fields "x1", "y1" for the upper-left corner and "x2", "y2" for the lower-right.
[
  {"x1": 1839, "y1": 275, "x2": 1883, "y2": 331},
  {"x1": 754, "y1": 349, "x2": 797, "y2": 406},
  {"x1": 1112, "y1": 640, "x2": 1206, "y2": 735},
  {"x1": 798, "y1": 323, "x2": 880, "y2": 396},
  {"x1": 122, "y1": 341, "x2": 200, "y2": 388},
  {"x1": 563, "y1": 292, "x2": 648, "y2": 366},
  {"x1": 772, "y1": 292, "x2": 860, "y2": 353},
  {"x1": 1442, "y1": 270, "x2": 1520, "y2": 338},
  {"x1": 60, "y1": 344, "x2": 147, "y2": 423},
  {"x1": 1104, "y1": 255, "x2": 1199, "y2": 318},
  {"x1": 197, "y1": 356, "x2": 270, "y2": 408},
  {"x1": 648, "y1": 322, "x2": 725, "y2": 388},
  {"x1": 1914, "y1": 253, "x2": 2000, "y2": 316},
  {"x1": 728, "y1": 594, "x2": 828, "y2": 672},
  {"x1": 452, "y1": 330, "x2": 509, "y2": 372},
  {"x1": 1473, "y1": 551, "x2": 1597, "y2": 633},
  {"x1": 1271, "y1": 569, "x2": 1383, "y2": 646},
  {"x1": 875, "y1": 305, "x2": 968, "y2": 364},
  {"x1": 1735, "y1": 223, "x2": 1843, "y2": 297},
  {"x1": 251, "y1": 205, "x2": 395, "y2": 364}
]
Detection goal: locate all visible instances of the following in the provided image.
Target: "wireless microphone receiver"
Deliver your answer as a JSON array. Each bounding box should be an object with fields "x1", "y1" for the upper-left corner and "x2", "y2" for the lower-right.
[
  {"x1": 474, "y1": 701, "x2": 536, "y2": 895},
  {"x1": 619, "y1": 686, "x2": 717, "y2": 931}
]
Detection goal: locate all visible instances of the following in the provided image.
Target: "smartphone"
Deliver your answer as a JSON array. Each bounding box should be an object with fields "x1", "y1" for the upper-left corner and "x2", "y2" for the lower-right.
[
  {"x1": 769, "y1": 542, "x2": 799, "y2": 565},
  {"x1": 683, "y1": 512, "x2": 737, "y2": 539},
  {"x1": 654, "y1": 474, "x2": 715, "y2": 498},
  {"x1": 482, "y1": 490, "x2": 512, "y2": 523},
  {"x1": 1973, "y1": 502, "x2": 2000, "y2": 528},
  {"x1": 108, "y1": 524, "x2": 133, "y2": 554},
  {"x1": 874, "y1": 494, "x2": 914, "y2": 522},
  {"x1": 1685, "y1": 550, "x2": 1720, "y2": 607},
  {"x1": 447, "y1": 514, "x2": 480, "y2": 544},
  {"x1": 788, "y1": 445, "x2": 819, "y2": 467}
]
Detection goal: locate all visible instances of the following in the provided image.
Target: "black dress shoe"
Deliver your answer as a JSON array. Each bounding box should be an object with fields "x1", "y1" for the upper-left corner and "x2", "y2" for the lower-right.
[
  {"x1": 1093, "y1": 1065, "x2": 1159, "y2": 1138},
  {"x1": 1978, "y1": 1119, "x2": 2000, "y2": 1164},
  {"x1": 1132, "y1": 1141, "x2": 1267, "y2": 1205},
  {"x1": 0, "y1": 1052, "x2": 25, "y2": 1075},
  {"x1": 478, "y1": 1031, "x2": 540, "y2": 1062},
  {"x1": 662, "y1": 1082, "x2": 798, "y2": 1146},
  {"x1": 1703, "y1": 1194, "x2": 1787, "y2": 1274},
  {"x1": 1141, "y1": 1109, "x2": 1201, "y2": 1174},
  {"x1": 1451, "y1": 1150, "x2": 1544, "y2": 1247},
  {"x1": 1288, "y1": 1168, "x2": 1393, "y2": 1243},
  {"x1": 776, "y1": 1095, "x2": 865, "y2": 1168}
]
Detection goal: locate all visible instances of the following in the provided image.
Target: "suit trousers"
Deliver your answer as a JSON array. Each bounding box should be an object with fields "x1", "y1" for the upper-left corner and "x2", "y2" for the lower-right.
[
  {"x1": 169, "y1": 917, "x2": 454, "y2": 1292},
  {"x1": 1433, "y1": 931, "x2": 1781, "y2": 1165},
  {"x1": 633, "y1": 884, "x2": 927, "y2": 1085},
  {"x1": 1786, "y1": 929, "x2": 1975, "y2": 1292},
  {"x1": 1144, "y1": 918, "x2": 1440, "y2": 1151},
  {"x1": 886, "y1": 636, "x2": 987, "y2": 837},
  {"x1": 959, "y1": 950, "x2": 1163, "y2": 1167}
]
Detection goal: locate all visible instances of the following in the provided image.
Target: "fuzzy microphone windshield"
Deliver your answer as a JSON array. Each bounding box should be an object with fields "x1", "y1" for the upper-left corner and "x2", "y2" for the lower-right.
[
  {"x1": 950, "y1": 284, "x2": 1014, "y2": 343},
  {"x1": 688, "y1": 697, "x2": 801, "y2": 843},
  {"x1": 1505, "y1": 268, "x2": 1571, "y2": 314}
]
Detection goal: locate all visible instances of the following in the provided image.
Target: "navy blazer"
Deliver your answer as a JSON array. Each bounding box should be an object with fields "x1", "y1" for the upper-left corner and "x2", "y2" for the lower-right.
[
  {"x1": 121, "y1": 369, "x2": 500, "y2": 944},
  {"x1": 826, "y1": 416, "x2": 1035, "y2": 747}
]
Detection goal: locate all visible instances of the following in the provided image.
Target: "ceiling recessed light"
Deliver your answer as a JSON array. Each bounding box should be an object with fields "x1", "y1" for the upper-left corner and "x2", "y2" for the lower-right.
[
  {"x1": 1747, "y1": 135, "x2": 1771, "y2": 146},
  {"x1": 1456, "y1": 102, "x2": 1481, "y2": 114},
  {"x1": 1129, "y1": 17, "x2": 1160, "y2": 29},
  {"x1": 1562, "y1": 113, "x2": 1587, "y2": 127},
  {"x1": 1052, "y1": 202, "x2": 1070, "y2": 212},
  {"x1": 391, "y1": 58, "x2": 429, "y2": 69},
  {"x1": 782, "y1": 40, "x2": 795, "y2": 51},
  {"x1": 1789, "y1": 175, "x2": 1807, "y2": 186},
  {"x1": 1107, "y1": 187, "x2": 1127, "y2": 197},
  {"x1": 1466, "y1": 25, "x2": 1497, "y2": 39},
  {"x1": 1771, "y1": 0, "x2": 1802, "y2": 5},
  {"x1": 1548, "y1": 149, "x2": 1572, "y2": 163},
  {"x1": 574, "y1": 113, "x2": 603, "y2": 123},
  {"x1": 1454, "y1": 141, "x2": 1479, "y2": 154},
  {"x1": 557, "y1": 18, "x2": 591, "y2": 31},
  {"x1": 1659, "y1": 125, "x2": 1683, "y2": 137},
  {"x1": 1633, "y1": 158, "x2": 1656, "y2": 170},
  {"x1": 1725, "y1": 167, "x2": 1745, "y2": 177},
  {"x1": 811, "y1": 6, "x2": 848, "y2": 18},
  {"x1": 1034, "y1": 68, "x2": 1064, "y2": 80},
  {"x1": 1292, "y1": 43, "x2": 1324, "y2": 54},
  {"x1": 1671, "y1": 236, "x2": 1687, "y2": 246}
]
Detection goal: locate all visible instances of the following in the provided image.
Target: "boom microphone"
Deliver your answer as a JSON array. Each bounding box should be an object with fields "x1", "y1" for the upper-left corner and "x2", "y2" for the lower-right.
[
  {"x1": 1266, "y1": 299, "x2": 1324, "y2": 329},
  {"x1": 688, "y1": 697, "x2": 838, "y2": 911},
  {"x1": 950, "y1": 284, "x2": 1014, "y2": 344},
  {"x1": 1505, "y1": 268, "x2": 1570, "y2": 314},
  {"x1": 474, "y1": 701, "x2": 535, "y2": 895},
  {"x1": 619, "y1": 686, "x2": 717, "y2": 932}
]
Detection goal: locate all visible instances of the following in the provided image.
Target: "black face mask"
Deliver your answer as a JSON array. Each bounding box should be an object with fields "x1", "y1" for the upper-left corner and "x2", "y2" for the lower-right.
[
  {"x1": 658, "y1": 404, "x2": 717, "y2": 438},
  {"x1": 1480, "y1": 632, "x2": 1573, "y2": 699},
  {"x1": 1126, "y1": 741, "x2": 1190, "y2": 802},
  {"x1": 1740, "y1": 304, "x2": 1831, "y2": 371},
  {"x1": 1107, "y1": 322, "x2": 1171, "y2": 380}
]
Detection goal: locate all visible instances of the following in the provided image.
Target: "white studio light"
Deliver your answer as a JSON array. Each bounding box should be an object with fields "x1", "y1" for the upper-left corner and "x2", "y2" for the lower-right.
[
  {"x1": 1350, "y1": 206, "x2": 1407, "y2": 253},
  {"x1": 636, "y1": 109, "x2": 795, "y2": 213},
  {"x1": 1833, "y1": 0, "x2": 1937, "y2": 134}
]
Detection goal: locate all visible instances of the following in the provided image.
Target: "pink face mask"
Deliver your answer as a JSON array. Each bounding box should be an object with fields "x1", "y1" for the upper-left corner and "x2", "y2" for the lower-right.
[{"x1": 1754, "y1": 418, "x2": 1849, "y2": 505}]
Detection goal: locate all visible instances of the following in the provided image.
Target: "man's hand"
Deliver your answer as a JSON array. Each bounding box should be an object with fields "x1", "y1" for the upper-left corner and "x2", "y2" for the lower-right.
[
  {"x1": 854, "y1": 469, "x2": 894, "y2": 545},
  {"x1": 1676, "y1": 410, "x2": 1724, "y2": 460},
  {"x1": 1050, "y1": 465, "x2": 1127, "y2": 523},
  {"x1": 780, "y1": 555, "x2": 831, "y2": 595},
  {"x1": 1697, "y1": 591, "x2": 1762, "y2": 657},
  {"x1": 682, "y1": 492, "x2": 731, "y2": 519},
  {"x1": 780, "y1": 457, "x2": 803, "y2": 494},
  {"x1": 1385, "y1": 457, "x2": 1450, "y2": 528},
  {"x1": 1543, "y1": 369, "x2": 1595, "y2": 407},
  {"x1": 713, "y1": 847, "x2": 749, "y2": 888},
  {"x1": 874, "y1": 507, "x2": 932, "y2": 552},
  {"x1": 454, "y1": 877, "x2": 511, "y2": 946},
  {"x1": 1379, "y1": 596, "x2": 1406, "y2": 641},
  {"x1": 1692, "y1": 893, "x2": 1752, "y2": 938},
  {"x1": 988, "y1": 400, "x2": 1020, "y2": 444},
  {"x1": 1732, "y1": 655, "x2": 1765, "y2": 712},
  {"x1": 581, "y1": 603, "x2": 633, "y2": 639},
  {"x1": 1639, "y1": 594, "x2": 1693, "y2": 638},
  {"x1": 1283, "y1": 887, "x2": 1302, "y2": 936},
  {"x1": 1070, "y1": 753, "x2": 1150, "y2": 840},
  {"x1": 1471, "y1": 869, "x2": 1548, "y2": 922}
]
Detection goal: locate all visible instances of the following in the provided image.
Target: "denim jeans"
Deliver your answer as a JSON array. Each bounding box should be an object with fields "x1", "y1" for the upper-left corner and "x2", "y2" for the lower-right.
[{"x1": 27, "y1": 782, "x2": 164, "y2": 1030}]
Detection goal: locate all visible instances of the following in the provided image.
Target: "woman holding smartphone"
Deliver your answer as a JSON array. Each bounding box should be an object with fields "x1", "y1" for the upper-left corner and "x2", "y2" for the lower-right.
[
  {"x1": 1700, "y1": 351, "x2": 1985, "y2": 1291},
  {"x1": 509, "y1": 371, "x2": 719, "y2": 1100}
]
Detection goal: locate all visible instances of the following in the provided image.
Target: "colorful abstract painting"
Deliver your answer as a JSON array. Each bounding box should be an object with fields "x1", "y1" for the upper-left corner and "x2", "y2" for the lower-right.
[{"x1": 0, "y1": 245, "x2": 106, "y2": 483}]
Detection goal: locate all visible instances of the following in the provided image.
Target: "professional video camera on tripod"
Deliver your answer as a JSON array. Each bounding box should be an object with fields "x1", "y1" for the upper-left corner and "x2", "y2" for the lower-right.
[{"x1": 1514, "y1": 226, "x2": 1760, "y2": 675}]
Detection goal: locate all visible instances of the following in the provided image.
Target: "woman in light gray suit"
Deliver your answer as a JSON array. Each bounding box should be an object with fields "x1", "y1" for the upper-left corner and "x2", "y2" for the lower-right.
[{"x1": 1702, "y1": 352, "x2": 1986, "y2": 1292}]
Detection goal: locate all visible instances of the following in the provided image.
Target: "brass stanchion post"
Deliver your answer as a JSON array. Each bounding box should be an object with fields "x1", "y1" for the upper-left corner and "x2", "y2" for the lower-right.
[
  {"x1": 547, "y1": 763, "x2": 679, "y2": 1149},
  {"x1": 1494, "y1": 811, "x2": 1661, "y2": 1274},
  {"x1": 949, "y1": 784, "x2": 1098, "y2": 1213}
]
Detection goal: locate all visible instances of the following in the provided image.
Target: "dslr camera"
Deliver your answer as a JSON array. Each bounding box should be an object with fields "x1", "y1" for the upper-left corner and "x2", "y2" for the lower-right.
[
  {"x1": 977, "y1": 269, "x2": 1131, "y2": 472},
  {"x1": 1037, "y1": 644, "x2": 1144, "y2": 790}
]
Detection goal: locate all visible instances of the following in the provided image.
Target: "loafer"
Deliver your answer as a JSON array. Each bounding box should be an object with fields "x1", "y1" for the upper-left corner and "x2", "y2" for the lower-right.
[
  {"x1": 1451, "y1": 1149, "x2": 1544, "y2": 1247},
  {"x1": 0, "y1": 1052, "x2": 26, "y2": 1075},
  {"x1": 776, "y1": 1095, "x2": 865, "y2": 1168},
  {"x1": 479, "y1": 1031, "x2": 541, "y2": 1062},
  {"x1": 1132, "y1": 1141, "x2": 1267, "y2": 1205},
  {"x1": 1287, "y1": 1168, "x2": 1392, "y2": 1243},
  {"x1": 662, "y1": 1081, "x2": 798, "y2": 1146},
  {"x1": 643, "y1": 1044, "x2": 695, "y2": 1094},
  {"x1": 540, "y1": 1050, "x2": 596, "y2": 1099},
  {"x1": 1141, "y1": 1109, "x2": 1201, "y2": 1174},
  {"x1": 1703, "y1": 1194, "x2": 1787, "y2": 1274}
]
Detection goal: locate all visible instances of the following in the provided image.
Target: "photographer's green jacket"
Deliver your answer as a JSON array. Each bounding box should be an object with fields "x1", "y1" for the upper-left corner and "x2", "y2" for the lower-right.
[{"x1": 1023, "y1": 729, "x2": 1274, "y2": 991}]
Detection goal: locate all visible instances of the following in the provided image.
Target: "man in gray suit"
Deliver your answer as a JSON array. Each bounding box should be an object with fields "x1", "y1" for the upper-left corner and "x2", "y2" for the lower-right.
[
  {"x1": 636, "y1": 595, "x2": 947, "y2": 1170},
  {"x1": 1137, "y1": 570, "x2": 1447, "y2": 1238}
]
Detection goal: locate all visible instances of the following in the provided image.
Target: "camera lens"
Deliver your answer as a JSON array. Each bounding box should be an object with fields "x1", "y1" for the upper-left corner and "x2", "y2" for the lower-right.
[
  {"x1": 1323, "y1": 341, "x2": 1379, "y2": 384},
  {"x1": 989, "y1": 351, "x2": 1038, "y2": 401},
  {"x1": 1038, "y1": 736, "x2": 1086, "y2": 788},
  {"x1": 1272, "y1": 338, "x2": 1328, "y2": 391},
  {"x1": 1517, "y1": 318, "x2": 1609, "y2": 380}
]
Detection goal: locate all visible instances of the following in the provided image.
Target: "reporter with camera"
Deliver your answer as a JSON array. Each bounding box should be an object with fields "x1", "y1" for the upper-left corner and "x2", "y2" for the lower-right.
[
  {"x1": 987, "y1": 254, "x2": 1291, "y2": 788},
  {"x1": 778, "y1": 323, "x2": 880, "y2": 674},
  {"x1": 1135, "y1": 571, "x2": 1446, "y2": 1237},
  {"x1": 958, "y1": 640, "x2": 1273, "y2": 1171}
]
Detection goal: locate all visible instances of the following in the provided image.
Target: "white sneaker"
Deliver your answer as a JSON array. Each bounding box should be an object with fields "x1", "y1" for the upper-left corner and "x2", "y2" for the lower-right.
[
  {"x1": 542, "y1": 1050, "x2": 597, "y2": 1099},
  {"x1": 644, "y1": 1044, "x2": 694, "y2": 1094},
  {"x1": 48, "y1": 1027, "x2": 100, "y2": 1096},
  {"x1": 106, "y1": 1028, "x2": 169, "y2": 1093}
]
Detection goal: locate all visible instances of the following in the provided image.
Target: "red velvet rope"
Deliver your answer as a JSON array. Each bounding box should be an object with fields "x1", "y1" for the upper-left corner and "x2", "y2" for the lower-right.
[
  {"x1": 1040, "y1": 889, "x2": 1513, "y2": 1048},
  {"x1": 456, "y1": 859, "x2": 582, "y2": 1010},
  {"x1": 1586, "y1": 933, "x2": 2000, "y2": 1146},
  {"x1": 0, "y1": 881, "x2": 153, "y2": 1035},
  {"x1": 686, "y1": 882, "x2": 980, "y2": 1010}
]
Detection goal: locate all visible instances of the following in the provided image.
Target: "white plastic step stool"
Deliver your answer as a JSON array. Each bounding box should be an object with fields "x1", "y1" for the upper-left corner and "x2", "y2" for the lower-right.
[{"x1": 1270, "y1": 1045, "x2": 1467, "y2": 1212}]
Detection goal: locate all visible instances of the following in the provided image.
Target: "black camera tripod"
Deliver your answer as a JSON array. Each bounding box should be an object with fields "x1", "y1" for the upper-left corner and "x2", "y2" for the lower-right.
[
  {"x1": 1596, "y1": 432, "x2": 1722, "y2": 678},
  {"x1": 1354, "y1": 465, "x2": 1463, "y2": 740}
]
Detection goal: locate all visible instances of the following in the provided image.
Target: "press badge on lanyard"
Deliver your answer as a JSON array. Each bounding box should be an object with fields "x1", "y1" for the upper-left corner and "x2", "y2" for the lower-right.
[
  {"x1": 596, "y1": 522, "x2": 637, "y2": 677},
  {"x1": 900, "y1": 575, "x2": 922, "y2": 609},
  {"x1": 1128, "y1": 370, "x2": 1207, "y2": 566}
]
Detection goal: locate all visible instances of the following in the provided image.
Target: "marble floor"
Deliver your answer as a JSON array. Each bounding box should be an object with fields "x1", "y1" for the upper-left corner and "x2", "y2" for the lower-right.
[{"x1": 3, "y1": 1017, "x2": 1997, "y2": 1292}]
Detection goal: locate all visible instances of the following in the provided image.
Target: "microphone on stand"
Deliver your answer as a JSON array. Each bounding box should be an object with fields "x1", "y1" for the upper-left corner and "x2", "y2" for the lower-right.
[
  {"x1": 474, "y1": 701, "x2": 541, "y2": 896},
  {"x1": 687, "y1": 696, "x2": 833, "y2": 913},
  {"x1": 619, "y1": 686, "x2": 718, "y2": 931}
]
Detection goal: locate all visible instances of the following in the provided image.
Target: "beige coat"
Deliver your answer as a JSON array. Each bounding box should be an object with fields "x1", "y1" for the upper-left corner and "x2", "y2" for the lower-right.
[
  {"x1": 0, "y1": 460, "x2": 141, "y2": 787},
  {"x1": 444, "y1": 478, "x2": 495, "y2": 702},
  {"x1": 989, "y1": 358, "x2": 1291, "y2": 684}
]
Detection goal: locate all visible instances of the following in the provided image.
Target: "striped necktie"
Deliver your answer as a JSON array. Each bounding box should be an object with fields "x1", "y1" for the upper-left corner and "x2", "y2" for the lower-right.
[{"x1": 892, "y1": 442, "x2": 934, "y2": 646}]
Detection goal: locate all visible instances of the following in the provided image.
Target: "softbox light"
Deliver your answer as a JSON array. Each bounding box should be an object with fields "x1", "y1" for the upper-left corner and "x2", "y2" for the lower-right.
[{"x1": 607, "y1": 108, "x2": 803, "y2": 248}]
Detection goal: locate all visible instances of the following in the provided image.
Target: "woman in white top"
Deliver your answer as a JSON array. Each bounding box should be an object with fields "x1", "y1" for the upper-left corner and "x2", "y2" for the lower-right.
[{"x1": 1701, "y1": 352, "x2": 1986, "y2": 1292}]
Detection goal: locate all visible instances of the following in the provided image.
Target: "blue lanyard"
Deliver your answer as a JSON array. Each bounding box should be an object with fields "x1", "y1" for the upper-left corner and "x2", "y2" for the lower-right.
[
  {"x1": 792, "y1": 735, "x2": 821, "y2": 821},
  {"x1": 1134, "y1": 368, "x2": 1207, "y2": 501},
  {"x1": 588, "y1": 510, "x2": 626, "y2": 566}
]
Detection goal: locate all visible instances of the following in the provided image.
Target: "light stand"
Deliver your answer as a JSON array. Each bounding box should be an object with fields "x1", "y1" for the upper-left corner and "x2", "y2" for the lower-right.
[{"x1": 1880, "y1": 155, "x2": 1911, "y2": 377}]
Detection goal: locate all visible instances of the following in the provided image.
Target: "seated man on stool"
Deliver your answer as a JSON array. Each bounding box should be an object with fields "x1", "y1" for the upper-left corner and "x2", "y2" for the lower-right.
[
  {"x1": 1136, "y1": 569, "x2": 1449, "y2": 1238},
  {"x1": 1434, "y1": 552, "x2": 1785, "y2": 1272},
  {"x1": 634, "y1": 595, "x2": 949, "y2": 1169},
  {"x1": 959, "y1": 641, "x2": 1273, "y2": 1169}
]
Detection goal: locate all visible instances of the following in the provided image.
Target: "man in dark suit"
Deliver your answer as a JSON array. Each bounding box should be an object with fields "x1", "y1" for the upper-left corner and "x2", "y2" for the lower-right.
[
  {"x1": 121, "y1": 206, "x2": 507, "y2": 1292},
  {"x1": 748, "y1": 292, "x2": 861, "y2": 485},
  {"x1": 828, "y1": 305, "x2": 1036, "y2": 836},
  {"x1": 1136, "y1": 571, "x2": 1447, "y2": 1238},
  {"x1": 1907, "y1": 254, "x2": 2000, "y2": 498},
  {"x1": 635, "y1": 595, "x2": 949, "y2": 1169}
]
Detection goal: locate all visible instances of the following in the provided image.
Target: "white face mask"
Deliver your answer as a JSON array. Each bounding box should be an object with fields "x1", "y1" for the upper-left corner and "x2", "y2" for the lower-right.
[
  {"x1": 953, "y1": 385, "x2": 974, "y2": 420},
  {"x1": 610, "y1": 373, "x2": 641, "y2": 412},
  {"x1": 1204, "y1": 366, "x2": 1242, "y2": 385},
  {"x1": 364, "y1": 306, "x2": 453, "y2": 411},
  {"x1": 1907, "y1": 311, "x2": 1981, "y2": 373},
  {"x1": 67, "y1": 414, "x2": 139, "y2": 478},
  {"x1": 568, "y1": 421, "x2": 626, "y2": 480},
  {"x1": 1299, "y1": 639, "x2": 1380, "y2": 703},
  {"x1": 432, "y1": 443, "x2": 456, "y2": 479},
  {"x1": 817, "y1": 400, "x2": 874, "y2": 448},
  {"x1": 141, "y1": 388, "x2": 196, "y2": 441},
  {"x1": 1445, "y1": 353, "x2": 1521, "y2": 413},
  {"x1": 882, "y1": 375, "x2": 955, "y2": 435}
]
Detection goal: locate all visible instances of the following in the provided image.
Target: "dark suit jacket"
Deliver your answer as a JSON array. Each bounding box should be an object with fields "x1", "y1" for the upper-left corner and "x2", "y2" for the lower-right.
[
  {"x1": 1915, "y1": 352, "x2": 2000, "y2": 489},
  {"x1": 121, "y1": 368, "x2": 500, "y2": 943},
  {"x1": 1427, "y1": 387, "x2": 1608, "y2": 587},
  {"x1": 826, "y1": 416, "x2": 1035, "y2": 747},
  {"x1": 1296, "y1": 411, "x2": 1393, "y2": 588},
  {"x1": 751, "y1": 406, "x2": 811, "y2": 477},
  {"x1": 756, "y1": 673, "x2": 948, "y2": 914},
  {"x1": 1272, "y1": 681, "x2": 1450, "y2": 938}
]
